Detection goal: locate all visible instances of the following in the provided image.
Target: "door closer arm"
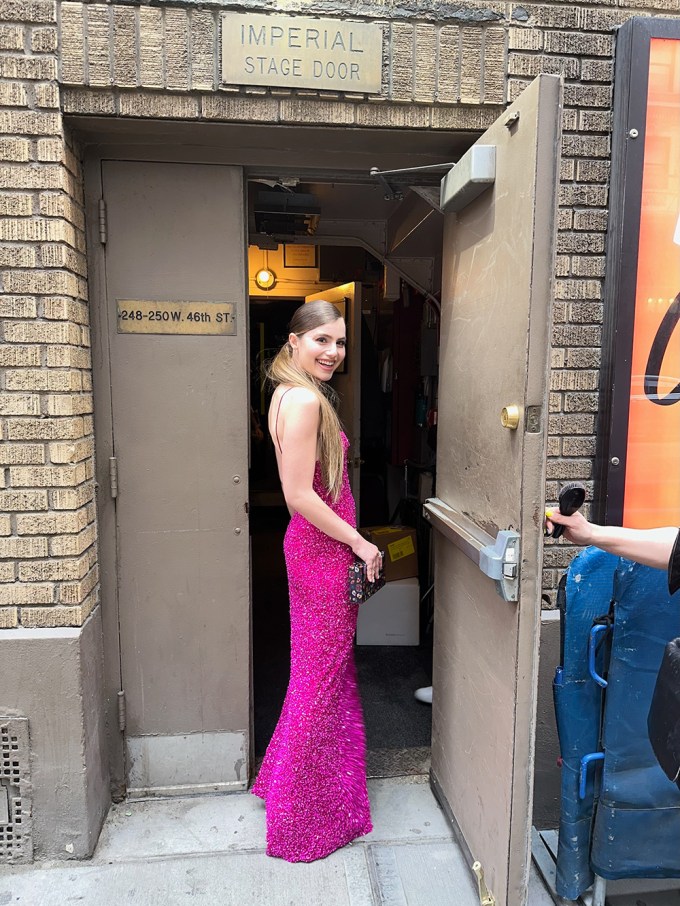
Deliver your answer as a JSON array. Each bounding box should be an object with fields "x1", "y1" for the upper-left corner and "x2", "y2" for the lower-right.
[
  {"x1": 369, "y1": 162, "x2": 456, "y2": 202},
  {"x1": 423, "y1": 497, "x2": 520, "y2": 602}
]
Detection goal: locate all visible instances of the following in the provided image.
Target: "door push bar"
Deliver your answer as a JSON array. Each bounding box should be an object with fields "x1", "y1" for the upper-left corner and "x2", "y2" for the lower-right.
[{"x1": 422, "y1": 497, "x2": 520, "y2": 602}]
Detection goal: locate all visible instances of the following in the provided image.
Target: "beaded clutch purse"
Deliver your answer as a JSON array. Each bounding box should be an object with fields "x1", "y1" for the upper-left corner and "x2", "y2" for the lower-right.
[{"x1": 348, "y1": 556, "x2": 386, "y2": 604}]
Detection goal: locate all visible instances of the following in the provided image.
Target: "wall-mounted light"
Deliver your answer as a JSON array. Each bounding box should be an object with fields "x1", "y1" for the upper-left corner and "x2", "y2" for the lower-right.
[
  {"x1": 255, "y1": 267, "x2": 277, "y2": 291},
  {"x1": 254, "y1": 250, "x2": 277, "y2": 291}
]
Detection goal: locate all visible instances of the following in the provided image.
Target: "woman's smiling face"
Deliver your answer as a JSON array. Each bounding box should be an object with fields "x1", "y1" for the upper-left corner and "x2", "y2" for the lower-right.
[{"x1": 289, "y1": 317, "x2": 346, "y2": 382}]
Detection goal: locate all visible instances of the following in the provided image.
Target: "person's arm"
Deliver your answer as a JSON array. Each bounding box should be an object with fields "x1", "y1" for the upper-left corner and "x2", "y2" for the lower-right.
[
  {"x1": 277, "y1": 388, "x2": 382, "y2": 579},
  {"x1": 546, "y1": 509, "x2": 679, "y2": 572}
]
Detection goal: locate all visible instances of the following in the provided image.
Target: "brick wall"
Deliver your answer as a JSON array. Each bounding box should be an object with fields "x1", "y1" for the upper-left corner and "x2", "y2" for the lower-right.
[{"x1": 0, "y1": 0, "x2": 97, "y2": 628}]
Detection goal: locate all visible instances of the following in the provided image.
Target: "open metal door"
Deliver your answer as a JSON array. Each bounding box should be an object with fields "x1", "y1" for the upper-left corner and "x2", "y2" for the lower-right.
[
  {"x1": 305, "y1": 283, "x2": 362, "y2": 511},
  {"x1": 426, "y1": 74, "x2": 561, "y2": 906}
]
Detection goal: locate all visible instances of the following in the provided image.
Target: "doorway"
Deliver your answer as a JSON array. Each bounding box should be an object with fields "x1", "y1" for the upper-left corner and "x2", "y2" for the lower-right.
[{"x1": 247, "y1": 186, "x2": 443, "y2": 779}]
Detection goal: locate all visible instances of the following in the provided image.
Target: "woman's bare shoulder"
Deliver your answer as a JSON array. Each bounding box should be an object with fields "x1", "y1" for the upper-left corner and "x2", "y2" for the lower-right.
[{"x1": 277, "y1": 385, "x2": 319, "y2": 412}]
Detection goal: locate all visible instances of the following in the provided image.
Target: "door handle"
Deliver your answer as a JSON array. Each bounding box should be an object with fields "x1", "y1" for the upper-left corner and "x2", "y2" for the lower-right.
[{"x1": 423, "y1": 497, "x2": 520, "y2": 602}]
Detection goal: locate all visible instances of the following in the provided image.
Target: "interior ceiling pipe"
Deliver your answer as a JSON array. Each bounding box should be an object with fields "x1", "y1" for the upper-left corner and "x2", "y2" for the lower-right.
[{"x1": 285, "y1": 233, "x2": 441, "y2": 316}]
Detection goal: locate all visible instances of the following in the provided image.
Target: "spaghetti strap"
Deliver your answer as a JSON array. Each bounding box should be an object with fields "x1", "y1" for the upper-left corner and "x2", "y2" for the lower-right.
[{"x1": 274, "y1": 387, "x2": 294, "y2": 454}]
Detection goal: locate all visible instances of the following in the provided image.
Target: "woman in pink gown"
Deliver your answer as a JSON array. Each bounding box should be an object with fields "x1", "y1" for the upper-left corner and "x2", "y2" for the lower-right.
[{"x1": 251, "y1": 300, "x2": 382, "y2": 862}]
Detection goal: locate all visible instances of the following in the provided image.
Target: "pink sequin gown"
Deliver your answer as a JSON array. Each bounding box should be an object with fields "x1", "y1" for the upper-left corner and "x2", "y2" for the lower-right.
[{"x1": 251, "y1": 431, "x2": 373, "y2": 861}]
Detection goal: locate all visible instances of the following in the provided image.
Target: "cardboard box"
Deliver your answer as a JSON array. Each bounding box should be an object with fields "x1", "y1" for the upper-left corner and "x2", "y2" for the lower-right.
[
  {"x1": 360, "y1": 525, "x2": 418, "y2": 582},
  {"x1": 356, "y1": 577, "x2": 420, "y2": 646}
]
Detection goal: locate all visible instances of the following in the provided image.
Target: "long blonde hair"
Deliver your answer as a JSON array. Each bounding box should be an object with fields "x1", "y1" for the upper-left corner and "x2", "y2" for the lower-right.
[{"x1": 267, "y1": 301, "x2": 345, "y2": 502}]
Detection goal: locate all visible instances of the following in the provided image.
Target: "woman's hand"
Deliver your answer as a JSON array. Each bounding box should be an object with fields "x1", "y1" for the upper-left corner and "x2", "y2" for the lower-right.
[
  {"x1": 545, "y1": 509, "x2": 596, "y2": 546},
  {"x1": 352, "y1": 536, "x2": 383, "y2": 583}
]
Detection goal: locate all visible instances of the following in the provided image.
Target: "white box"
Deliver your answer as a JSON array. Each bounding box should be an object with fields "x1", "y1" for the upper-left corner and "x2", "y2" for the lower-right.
[{"x1": 356, "y1": 576, "x2": 420, "y2": 646}]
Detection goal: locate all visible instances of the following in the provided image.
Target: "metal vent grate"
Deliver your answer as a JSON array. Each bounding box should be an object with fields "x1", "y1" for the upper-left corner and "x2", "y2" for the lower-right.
[{"x1": 0, "y1": 718, "x2": 32, "y2": 863}]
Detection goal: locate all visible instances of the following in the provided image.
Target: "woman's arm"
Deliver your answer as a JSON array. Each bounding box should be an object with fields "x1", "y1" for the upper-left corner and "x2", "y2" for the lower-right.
[
  {"x1": 546, "y1": 510, "x2": 678, "y2": 571},
  {"x1": 277, "y1": 388, "x2": 382, "y2": 577}
]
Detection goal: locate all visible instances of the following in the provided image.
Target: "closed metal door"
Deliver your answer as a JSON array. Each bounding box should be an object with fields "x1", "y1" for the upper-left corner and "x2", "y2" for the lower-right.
[
  {"x1": 100, "y1": 161, "x2": 249, "y2": 796},
  {"x1": 427, "y1": 75, "x2": 561, "y2": 906}
]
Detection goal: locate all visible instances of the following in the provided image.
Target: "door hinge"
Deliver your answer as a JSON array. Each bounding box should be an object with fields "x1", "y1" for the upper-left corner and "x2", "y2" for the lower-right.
[
  {"x1": 98, "y1": 198, "x2": 107, "y2": 244},
  {"x1": 117, "y1": 690, "x2": 126, "y2": 732},
  {"x1": 109, "y1": 456, "x2": 118, "y2": 499},
  {"x1": 472, "y1": 861, "x2": 496, "y2": 906}
]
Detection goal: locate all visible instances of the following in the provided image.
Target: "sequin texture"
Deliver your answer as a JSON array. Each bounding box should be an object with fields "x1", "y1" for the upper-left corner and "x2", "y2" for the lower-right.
[{"x1": 251, "y1": 431, "x2": 373, "y2": 861}]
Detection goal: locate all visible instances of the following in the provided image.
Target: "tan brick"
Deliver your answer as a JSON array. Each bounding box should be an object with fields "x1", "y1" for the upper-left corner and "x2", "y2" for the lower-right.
[
  {"x1": 50, "y1": 481, "x2": 94, "y2": 509},
  {"x1": 0, "y1": 25, "x2": 23, "y2": 50},
  {"x1": 390, "y1": 22, "x2": 414, "y2": 101},
  {"x1": 0, "y1": 81, "x2": 27, "y2": 106},
  {"x1": 31, "y1": 25, "x2": 57, "y2": 52},
  {"x1": 7, "y1": 417, "x2": 85, "y2": 441},
  {"x1": 0, "y1": 164, "x2": 66, "y2": 190},
  {"x1": 165, "y1": 7, "x2": 189, "y2": 91},
  {"x1": 0, "y1": 345, "x2": 41, "y2": 367},
  {"x1": 87, "y1": 4, "x2": 112, "y2": 87},
  {"x1": 34, "y1": 82, "x2": 60, "y2": 109},
  {"x1": 0, "y1": 515, "x2": 10, "y2": 535},
  {"x1": 60, "y1": 2, "x2": 85, "y2": 84},
  {"x1": 201, "y1": 95, "x2": 278, "y2": 122},
  {"x1": 0, "y1": 394, "x2": 40, "y2": 416},
  {"x1": 280, "y1": 99, "x2": 355, "y2": 126},
  {"x1": 35, "y1": 138, "x2": 63, "y2": 162},
  {"x1": 437, "y1": 25, "x2": 460, "y2": 104},
  {"x1": 483, "y1": 27, "x2": 506, "y2": 105},
  {"x1": 551, "y1": 370, "x2": 599, "y2": 391},
  {"x1": 17, "y1": 510, "x2": 86, "y2": 534},
  {"x1": 0, "y1": 138, "x2": 30, "y2": 162},
  {"x1": 42, "y1": 296, "x2": 89, "y2": 323},
  {"x1": 6, "y1": 368, "x2": 81, "y2": 392},
  {"x1": 20, "y1": 604, "x2": 83, "y2": 627},
  {"x1": 61, "y1": 87, "x2": 115, "y2": 115},
  {"x1": 0, "y1": 112, "x2": 61, "y2": 137},
  {"x1": 555, "y1": 279, "x2": 602, "y2": 301},
  {"x1": 38, "y1": 192, "x2": 85, "y2": 228},
  {"x1": 0, "y1": 607, "x2": 18, "y2": 627},
  {"x1": 0, "y1": 246, "x2": 36, "y2": 267},
  {"x1": 50, "y1": 523, "x2": 96, "y2": 556},
  {"x1": 508, "y1": 27, "x2": 543, "y2": 51},
  {"x1": 0, "y1": 444, "x2": 45, "y2": 465},
  {"x1": 139, "y1": 6, "x2": 164, "y2": 88},
  {"x1": 0, "y1": 1, "x2": 56, "y2": 23},
  {"x1": 0, "y1": 563, "x2": 15, "y2": 582},
  {"x1": 0, "y1": 536, "x2": 48, "y2": 558},
  {"x1": 356, "y1": 103, "x2": 429, "y2": 129},
  {"x1": 0, "y1": 193, "x2": 32, "y2": 216},
  {"x1": 45, "y1": 393, "x2": 93, "y2": 416},
  {"x1": 0, "y1": 583, "x2": 53, "y2": 605},
  {"x1": 118, "y1": 93, "x2": 200, "y2": 119},
  {"x1": 46, "y1": 345, "x2": 90, "y2": 368},
  {"x1": 413, "y1": 24, "x2": 437, "y2": 104},
  {"x1": 4, "y1": 321, "x2": 81, "y2": 344},
  {"x1": 0, "y1": 56, "x2": 57, "y2": 80},
  {"x1": 112, "y1": 6, "x2": 137, "y2": 87},
  {"x1": 9, "y1": 463, "x2": 87, "y2": 487},
  {"x1": 40, "y1": 244, "x2": 87, "y2": 276},
  {"x1": 58, "y1": 564, "x2": 98, "y2": 604},
  {"x1": 190, "y1": 9, "x2": 215, "y2": 91},
  {"x1": 49, "y1": 438, "x2": 92, "y2": 463},
  {"x1": 0, "y1": 217, "x2": 74, "y2": 243},
  {"x1": 0, "y1": 295, "x2": 37, "y2": 317},
  {"x1": 18, "y1": 550, "x2": 91, "y2": 582}
]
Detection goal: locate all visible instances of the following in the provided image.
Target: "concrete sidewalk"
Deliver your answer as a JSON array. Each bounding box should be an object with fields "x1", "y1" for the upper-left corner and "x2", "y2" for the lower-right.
[{"x1": 0, "y1": 776, "x2": 554, "y2": 905}]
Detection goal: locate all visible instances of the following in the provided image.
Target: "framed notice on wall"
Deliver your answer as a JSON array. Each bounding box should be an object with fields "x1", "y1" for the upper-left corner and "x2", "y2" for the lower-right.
[
  {"x1": 283, "y1": 244, "x2": 317, "y2": 268},
  {"x1": 599, "y1": 19, "x2": 680, "y2": 528}
]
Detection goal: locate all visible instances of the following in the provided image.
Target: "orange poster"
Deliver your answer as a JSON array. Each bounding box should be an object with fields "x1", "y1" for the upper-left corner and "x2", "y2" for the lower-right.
[{"x1": 623, "y1": 38, "x2": 680, "y2": 528}]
